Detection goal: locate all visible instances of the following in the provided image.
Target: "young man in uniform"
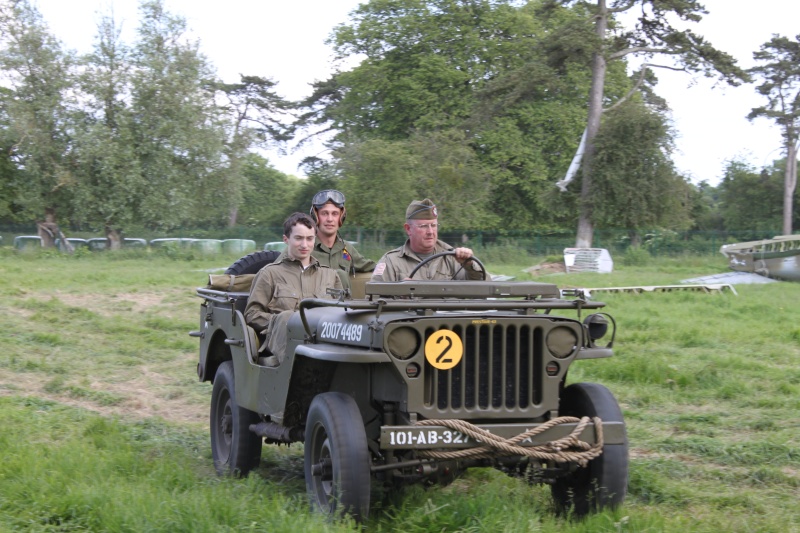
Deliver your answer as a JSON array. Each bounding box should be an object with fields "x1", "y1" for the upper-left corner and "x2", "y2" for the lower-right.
[
  {"x1": 371, "y1": 198, "x2": 483, "y2": 282},
  {"x1": 310, "y1": 189, "x2": 375, "y2": 292},
  {"x1": 244, "y1": 212, "x2": 342, "y2": 366}
]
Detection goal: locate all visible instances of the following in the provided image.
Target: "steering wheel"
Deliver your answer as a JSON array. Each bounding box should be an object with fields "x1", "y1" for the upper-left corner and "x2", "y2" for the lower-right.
[{"x1": 407, "y1": 251, "x2": 487, "y2": 280}]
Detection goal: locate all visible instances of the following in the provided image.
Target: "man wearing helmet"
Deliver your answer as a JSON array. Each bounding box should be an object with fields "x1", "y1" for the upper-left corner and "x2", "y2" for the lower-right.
[
  {"x1": 371, "y1": 198, "x2": 483, "y2": 282},
  {"x1": 310, "y1": 189, "x2": 376, "y2": 292}
]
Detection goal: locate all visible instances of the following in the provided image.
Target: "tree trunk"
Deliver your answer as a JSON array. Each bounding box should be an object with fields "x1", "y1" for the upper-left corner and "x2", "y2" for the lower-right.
[
  {"x1": 575, "y1": 0, "x2": 609, "y2": 249},
  {"x1": 228, "y1": 206, "x2": 238, "y2": 228},
  {"x1": 105, "y1": 226, "x2": 123, "y2": 250},
  {"x1": 36, "y1": 208, "x2": 58, "y2": 248},
  {"x1": 628, "y1": 229, "x2": 642, "y2": 248},
  {"x1": 783, "y1": 140, "x2": 797, "y2": 235}
]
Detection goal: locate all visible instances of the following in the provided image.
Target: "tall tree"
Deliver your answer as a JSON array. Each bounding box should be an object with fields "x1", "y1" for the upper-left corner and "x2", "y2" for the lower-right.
[
  {"x1": 0, "y1": 0, "x2": 73, "y2": 243},
  {"x1": 470, "y1": 20, "x2": 604, "y2": 230},
  {"x1": 546, "y1": 0, "x2": 746, "y2": 247},
  {"x1": 0, "y1": 90, "x2": 19, "y2": 222},
  {"x1": 718, "y1": 159, "x2": 784, "y2": 235},
  {"x1": 301, "y1": 0, "x2": 541, "y2": 152},
  {"x1": 129, "y1": 0, "x2": 225, "y2": 230},
  {"x1": 748, "y1": 34, "x2": 800, "y2": 236},
  {"x1": 303, "y1": 0, "x2": 588, "y2": 229},
  {"x1": 213, "y1": 75, "x2": 293, "y2": 227},
  {"x1": 323, "y1": 0, "x2": 529, "y2": 140},
  {"x1": 72, "y1": 11, "x2": 143, "y2": 249},
  {"x1": 589, "y1": 100, "x2": 692, "y2": 244}
]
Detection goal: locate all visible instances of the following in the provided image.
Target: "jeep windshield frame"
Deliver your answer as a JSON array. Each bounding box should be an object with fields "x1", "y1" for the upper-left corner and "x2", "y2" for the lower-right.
[{"x1": 298, "y1": 280, "x2": 605, "y2": 339}]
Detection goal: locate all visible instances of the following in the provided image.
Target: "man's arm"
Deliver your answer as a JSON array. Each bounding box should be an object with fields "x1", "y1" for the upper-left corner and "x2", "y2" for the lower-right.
[
  {"x1": 347, "y1": 243, "x2": 376, "y2": 272},
  {"x1": 370, "y1": 252, "x2": 397, "y2": 282},
  {"x1": 332, "y1": 270, "x2": 344, "y2": 291},
  {"x1": 451, "y1": 247, "x2": 483, "y2": 280},
  {"x1": 244, "y1": 269, "x2": 275, "y2": 333}
]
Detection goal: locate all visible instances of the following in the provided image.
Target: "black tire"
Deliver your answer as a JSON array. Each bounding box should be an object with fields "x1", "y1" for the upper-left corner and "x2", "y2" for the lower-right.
[
  {"x1": 225, "y1": 250, "x2": 281, "y2": 275},
  {"x1": 551, "y1": 383, "x2": 628, "y2": 516},
  {"x1": 304, "y1": 392, "x2": 371, "y2": 522},
  {"x1": 210, "y1": 361, "x2": 262, "y2": 476}
]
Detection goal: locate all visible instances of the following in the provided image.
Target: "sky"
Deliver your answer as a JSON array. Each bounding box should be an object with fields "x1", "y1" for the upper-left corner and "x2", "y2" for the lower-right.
[{"x1": 32, "y1": 0, "x2": 800, "y2": 185}]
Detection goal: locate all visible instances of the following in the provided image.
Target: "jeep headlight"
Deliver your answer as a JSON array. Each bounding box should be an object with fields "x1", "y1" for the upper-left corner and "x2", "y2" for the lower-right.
[
  {"x1": 387, "y1": 327, "x2": 420, "y2": 360},
  {"x1": 584, "y1": 313, "x2": 609, "y2": 341},
  {"x1": 546, "y1": 326, "x2": 578, "y2": 359}
]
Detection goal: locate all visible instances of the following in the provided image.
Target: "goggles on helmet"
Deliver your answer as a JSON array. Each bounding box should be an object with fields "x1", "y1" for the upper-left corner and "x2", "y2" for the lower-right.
[{"x1": 312, "y1": 189, "x2": 346, "y2": 209}]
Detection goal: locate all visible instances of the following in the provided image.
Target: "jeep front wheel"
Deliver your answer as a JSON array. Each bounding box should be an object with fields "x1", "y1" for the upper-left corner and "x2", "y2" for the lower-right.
[
  {"x1": 304, "y1": 392, "x2": 371, "y2": 522},
  {"x1": 210, "y1": 361, "x2": 262, "y2": 476},
  {"x1": 551, "y1": 382, "x2": 628, "y2": 516}
]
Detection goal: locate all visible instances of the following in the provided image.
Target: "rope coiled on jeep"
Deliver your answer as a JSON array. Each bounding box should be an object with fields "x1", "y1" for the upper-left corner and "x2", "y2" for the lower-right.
[{"x1": 413, "y1": 416, "x2": 603, "y2": 466}]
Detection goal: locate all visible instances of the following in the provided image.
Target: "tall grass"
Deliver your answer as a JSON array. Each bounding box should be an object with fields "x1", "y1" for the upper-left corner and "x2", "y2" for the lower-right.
[{"x1": 0, "y1": 248, "x2": 798, "y2": 532}]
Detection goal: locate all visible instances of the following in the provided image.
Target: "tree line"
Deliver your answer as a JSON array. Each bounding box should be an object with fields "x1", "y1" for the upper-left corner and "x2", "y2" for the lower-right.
[{"x1": 0, "y1": 0, "x2": 797, "y2": 249}]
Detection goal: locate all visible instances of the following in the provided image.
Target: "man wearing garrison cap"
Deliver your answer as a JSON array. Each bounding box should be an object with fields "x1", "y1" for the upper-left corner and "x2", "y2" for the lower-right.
[{"x1": 371, "y1": 198, "x2": 483, "y2": 282}]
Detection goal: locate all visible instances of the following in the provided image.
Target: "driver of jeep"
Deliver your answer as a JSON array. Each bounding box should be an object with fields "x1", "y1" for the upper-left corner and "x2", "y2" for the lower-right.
[
  {"x1": 371, "y1": 198, "x2": 483, "y2": 282},
  {"x1": 244, "y1": 212, "x2": 342, "y2": 367}
]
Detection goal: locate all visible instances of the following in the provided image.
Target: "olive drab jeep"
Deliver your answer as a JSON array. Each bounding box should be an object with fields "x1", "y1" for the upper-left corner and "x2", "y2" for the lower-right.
[{"x1": 191, "y1": 251, "x2": 628, "y2": 522}]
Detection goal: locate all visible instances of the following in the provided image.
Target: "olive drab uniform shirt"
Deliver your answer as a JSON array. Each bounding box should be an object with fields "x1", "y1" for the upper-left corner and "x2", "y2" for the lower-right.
[
  {"x1": 244, "y1": 251, "x2": 342, "y2": 361},
  {"x1": 371, "y1": 239, "x2": 482, "y2": 282},
  {"x1": 312, "y1": 235, "x2": 376, "y2": 291}
]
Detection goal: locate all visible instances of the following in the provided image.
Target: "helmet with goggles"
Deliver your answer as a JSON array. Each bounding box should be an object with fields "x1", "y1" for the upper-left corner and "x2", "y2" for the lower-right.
[{"x1": 310, "y1": 189, "x2": 347, "y2": 225}]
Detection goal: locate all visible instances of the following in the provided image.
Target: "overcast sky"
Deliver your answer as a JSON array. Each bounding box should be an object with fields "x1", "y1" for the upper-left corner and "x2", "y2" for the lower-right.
[{"x1": 33, "y1": 0, "x2": 800, "y2": 185}]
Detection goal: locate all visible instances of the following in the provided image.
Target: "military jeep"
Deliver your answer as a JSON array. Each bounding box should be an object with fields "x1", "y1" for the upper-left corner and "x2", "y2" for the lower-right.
[{"x1": 191, "y1": 251, "x2": 628, "y2": 521}]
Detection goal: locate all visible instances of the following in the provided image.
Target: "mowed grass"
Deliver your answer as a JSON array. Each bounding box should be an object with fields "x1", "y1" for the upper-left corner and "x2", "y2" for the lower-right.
[{"x1": 0, "y1": 248, "x2": 798, "y2": 532}]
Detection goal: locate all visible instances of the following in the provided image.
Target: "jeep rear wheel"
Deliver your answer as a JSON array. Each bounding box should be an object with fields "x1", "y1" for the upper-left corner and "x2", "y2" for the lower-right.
[
  {"x1": 210, "y1": 361, "x2": 262, "y2": 476},
  {"x1": 225, "y1": 250, "x2": 281, "y2": 275},
  {"x1": 551, "y1": 383, "x2": 628, "y2": 516},
  {"x1": 304, "y1": 392, "x2": 371, "y2": 522}
]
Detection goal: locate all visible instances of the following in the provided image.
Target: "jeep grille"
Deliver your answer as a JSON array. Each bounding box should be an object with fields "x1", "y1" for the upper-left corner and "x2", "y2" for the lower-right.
[{"x1": 420, "y1": 322, "x2": 545, "y2": 416}]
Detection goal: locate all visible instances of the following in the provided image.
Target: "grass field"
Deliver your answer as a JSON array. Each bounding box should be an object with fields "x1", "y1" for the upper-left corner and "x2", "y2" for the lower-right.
[{"x1": 0, "y1": 248, "x2": 798, "y2": 532}]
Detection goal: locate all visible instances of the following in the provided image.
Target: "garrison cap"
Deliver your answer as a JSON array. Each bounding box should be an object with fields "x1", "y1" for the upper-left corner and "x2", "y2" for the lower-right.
[{"x1": 405, "y1": 198, "x2": 438, "y2": 220}]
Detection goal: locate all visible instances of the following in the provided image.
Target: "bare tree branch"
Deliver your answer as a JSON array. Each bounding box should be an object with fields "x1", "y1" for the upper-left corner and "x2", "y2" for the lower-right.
[
  {"x1": 603, "y1": 63, "x2": 686, "y2": 113},
  {"x1": 608, "y1": 46, "x2": 683, "y2": 60}
]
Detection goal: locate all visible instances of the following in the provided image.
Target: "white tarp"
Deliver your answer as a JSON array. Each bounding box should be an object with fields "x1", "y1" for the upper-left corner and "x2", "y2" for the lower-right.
[{"x1": 563, "y1": 248, "x2": 614, "y2": 273}]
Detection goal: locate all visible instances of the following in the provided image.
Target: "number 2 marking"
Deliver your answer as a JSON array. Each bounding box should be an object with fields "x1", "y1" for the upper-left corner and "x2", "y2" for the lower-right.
[
  {"x1": 435, "y1": 335, "x2": 453, "y2": 364},
  {"x1": 424, "y1": 329, "x2": 463, "y2": 370}
]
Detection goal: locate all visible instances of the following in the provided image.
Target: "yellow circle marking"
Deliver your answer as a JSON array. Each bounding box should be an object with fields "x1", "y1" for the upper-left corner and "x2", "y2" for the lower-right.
[{"x1": 424, "y1": 329, "x2": 463, "y2": 370}]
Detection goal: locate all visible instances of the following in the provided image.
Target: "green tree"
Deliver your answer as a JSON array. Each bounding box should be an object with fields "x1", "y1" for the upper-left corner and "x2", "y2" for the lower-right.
[
  {"x1": 236, "y1": 154, "x2": 301, "y2": 229},
  {"x1": 407, "y1": 129, "x2": 499, "y2": 229},
  {"x1": 546, "y1": 0, "x2": 746, "y2": 247},
  {"x1": 0, "y1": 85, "x2": 20, "y2": 222},
  {"x1": 337, "y1": 139, "x2": 418, "y2": 240},
  {"x1": 304, "y1": 0, "x2": 587, "y2": 230},
  {"x1": 589, "y1": 100, "x2": 692, "y2": 245},
  {"x1": 687, "y1": 180, "x2": 723, "y2": 232},
  {"x1": 214, "y1": 75, "x2": 293, "y2": 227},
  {"x1": 71, "y1": 11, "x2": 143, "y2": 249},
  {"x1": 320, "y1": 0, "x2": 530, "y2": 141},
  {"x1": 748, "y1": 34, "x2": 800, "y2": 235},
  {"x1": 470, "y1": 36, "x2": 600, "y2": 229},
  {"x1": 718, "y1": 160, "x2": 784, "y2": 234},
  {"x1": 331, "y1": 131, "x2": 497, "y2": 236},
  {"x1": 129, "y1": 0, "x2": 226, "y2": 230},
  {"x1": 0, "y1": 0, "x2": 73, "y2": 242}
]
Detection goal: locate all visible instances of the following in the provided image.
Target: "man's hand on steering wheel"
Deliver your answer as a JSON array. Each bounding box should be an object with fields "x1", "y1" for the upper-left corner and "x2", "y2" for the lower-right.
[
  {"x1": 407, "y1": 251, "x2": 487, "y2": 280},
  {"x1": 452, "y1": 247, "x2": 474, "y2": 264}
]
